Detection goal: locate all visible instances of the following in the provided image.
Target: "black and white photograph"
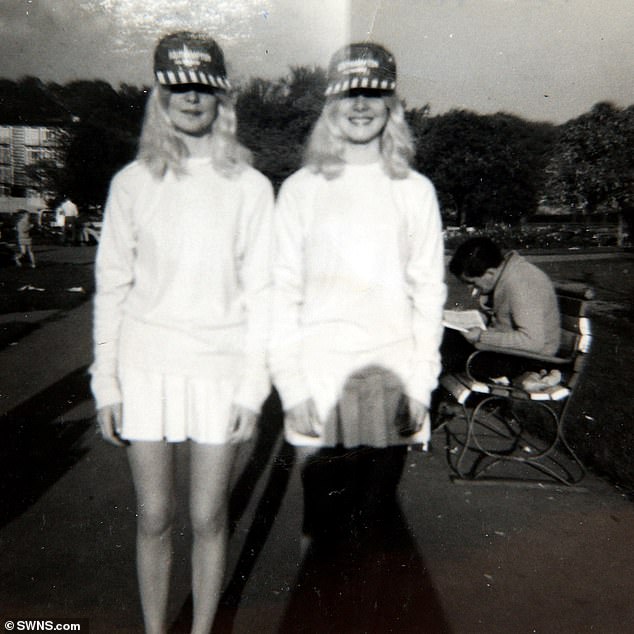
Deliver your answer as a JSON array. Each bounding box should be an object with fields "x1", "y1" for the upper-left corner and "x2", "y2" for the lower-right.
[{"x1": 0, "y1": 1, "x2": 632, "y2": 632}]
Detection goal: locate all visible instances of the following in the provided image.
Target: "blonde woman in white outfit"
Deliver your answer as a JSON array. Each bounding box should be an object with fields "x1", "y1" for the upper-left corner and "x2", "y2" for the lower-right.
[
  {"x1": 269, "y1": 43, "x2": 446, "y2": 540},
  {"x1": 90, "y1": 32, "x2": 273, "y2": 634}
]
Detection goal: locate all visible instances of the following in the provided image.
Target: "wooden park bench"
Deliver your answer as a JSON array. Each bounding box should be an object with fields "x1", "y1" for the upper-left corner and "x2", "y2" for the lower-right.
[{"x1": 436, "y1": 283, "x2": 594, "y2": 487}]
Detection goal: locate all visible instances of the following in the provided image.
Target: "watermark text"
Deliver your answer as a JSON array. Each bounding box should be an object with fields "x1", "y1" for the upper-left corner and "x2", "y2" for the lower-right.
[{"x1": 4, "y1": 620, "x2": 88, "y2": 632}]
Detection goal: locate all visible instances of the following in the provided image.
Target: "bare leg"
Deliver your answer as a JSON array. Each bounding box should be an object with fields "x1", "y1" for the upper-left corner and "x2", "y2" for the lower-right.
[
  {"x1": 26, "y1": 245, "x2": 36, "y2": 267},
  {"x1": 127, "y1": 441, "x2": 175, "y2": 634},
  {"x1": 295, "y1": 445, "x2": 320, "y2": 556},
  {"x1": 189, "y1": 442, "x2": 237, "y2": 634}
]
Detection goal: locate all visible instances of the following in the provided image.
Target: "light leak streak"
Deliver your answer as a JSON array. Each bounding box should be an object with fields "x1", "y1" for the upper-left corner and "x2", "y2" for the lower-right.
[{"x1": 79, "y1": 0, "x2": 268, "y2": 50}]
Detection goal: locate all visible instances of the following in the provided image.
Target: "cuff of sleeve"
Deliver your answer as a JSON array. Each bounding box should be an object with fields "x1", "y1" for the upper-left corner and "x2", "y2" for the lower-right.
[
  {"x1": 405, "y1": 360, "x2": 440, "y2": 408},
  {"x1": 90, "y1": 373, "x2": 122, "y2": 410},
  {"x1": 273, "y1": 374, "x2": 312, "y2": 412},
  {"x1": 233, "y1": 371, "x2": 272, "y2": 414},
  {"x1": 478, "y1": 331, "x2": 498, "y2": 347}
]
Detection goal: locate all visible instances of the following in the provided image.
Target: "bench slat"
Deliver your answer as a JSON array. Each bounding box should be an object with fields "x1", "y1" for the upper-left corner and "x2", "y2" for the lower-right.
[
  {"x1": 560, "y1": 314, "x2": 592, "y2": 335},
  {"x1": 554, "y1": 282, "x2": 596, "y2": 300}
]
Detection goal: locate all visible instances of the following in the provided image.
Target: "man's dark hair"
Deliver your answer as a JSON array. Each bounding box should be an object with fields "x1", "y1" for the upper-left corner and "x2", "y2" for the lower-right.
[{"x1": 449, "y1": 237, "x2": 504, "y2": 278}]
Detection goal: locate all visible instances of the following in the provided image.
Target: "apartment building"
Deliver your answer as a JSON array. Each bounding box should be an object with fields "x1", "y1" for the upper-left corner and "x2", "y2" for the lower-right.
[{"x1": 0, "y1": 123, "x2": 67, "y2": 213}]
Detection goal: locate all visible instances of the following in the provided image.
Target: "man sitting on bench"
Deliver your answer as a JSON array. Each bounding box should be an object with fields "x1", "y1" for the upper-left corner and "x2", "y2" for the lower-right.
[{"x1": 444, "y1": 237, "x2": 561, "y2": 386}]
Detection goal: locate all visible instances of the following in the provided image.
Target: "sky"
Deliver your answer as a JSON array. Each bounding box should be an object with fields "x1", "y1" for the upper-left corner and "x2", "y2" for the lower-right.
[{"x1": 0, "y1": 0, "x2": 632, "y2": 123}]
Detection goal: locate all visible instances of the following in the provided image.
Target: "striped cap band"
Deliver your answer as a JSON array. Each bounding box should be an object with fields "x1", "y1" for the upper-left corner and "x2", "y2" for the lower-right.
[
  {"x1": 325, "y1": 77, "x2": 396, "y2": 96},
  {"x1": 155, "y1": 70, "x2": 231, "y2": 90}
]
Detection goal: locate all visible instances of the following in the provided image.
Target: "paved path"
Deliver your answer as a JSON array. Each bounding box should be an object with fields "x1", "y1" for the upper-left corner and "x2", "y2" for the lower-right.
[{"x1": 0, "y1": 249, "x2": 633, "y2": 632}]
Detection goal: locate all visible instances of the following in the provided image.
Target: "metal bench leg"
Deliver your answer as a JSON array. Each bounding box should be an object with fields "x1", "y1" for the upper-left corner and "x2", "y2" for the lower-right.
[{"x1": 443, "y1": 395, "x2": 586, "y2": 487}]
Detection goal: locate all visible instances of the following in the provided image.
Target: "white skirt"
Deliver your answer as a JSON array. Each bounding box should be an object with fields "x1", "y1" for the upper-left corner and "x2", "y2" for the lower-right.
[{"x1": 119, "y1": 366, "x2": 239, "y2": 444}]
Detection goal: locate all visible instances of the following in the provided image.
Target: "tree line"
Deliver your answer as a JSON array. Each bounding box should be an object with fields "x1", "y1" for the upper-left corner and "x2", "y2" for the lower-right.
[{"x1": 1, "y1": 73, "x2": 632, "y2": 231}]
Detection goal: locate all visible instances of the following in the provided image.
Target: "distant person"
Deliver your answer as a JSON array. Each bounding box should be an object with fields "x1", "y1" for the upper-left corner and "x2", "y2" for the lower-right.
[
  {"x1": 90, "y1": 32, "x2": 273, "y2": 633},
  {"x1": 56, "y1": 196, "x2": 79, "y2": 244},
  {"x1": 442, "y1": 236, "x2": 561, "y2": 387},
  {"x1": 54, "y1": 202, "x2": 65, "y2": 229},
  {"x1": 448, "y1": 236, "x2": 560, "y2": 354},
  {"x1": 14, "y1": 210, "x2": 36, "y2": 268}
]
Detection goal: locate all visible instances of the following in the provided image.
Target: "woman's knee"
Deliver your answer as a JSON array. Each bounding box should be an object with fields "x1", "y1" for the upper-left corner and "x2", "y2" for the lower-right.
[
  {"x1": 190, "y1": 501, "x2": 228, "y2": 538},
  {"x1": 138, "y1": 499, "x2": 174, "y2": 537}
]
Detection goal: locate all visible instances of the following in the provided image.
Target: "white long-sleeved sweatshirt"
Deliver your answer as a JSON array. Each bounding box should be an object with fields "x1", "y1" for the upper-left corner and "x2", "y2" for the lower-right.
[
  {"x1": 90, "y1": 158, "x2": 274, "y2": 412},
  {"x1": 268, "y1": 162, "x2": 447, "y2": 422}
]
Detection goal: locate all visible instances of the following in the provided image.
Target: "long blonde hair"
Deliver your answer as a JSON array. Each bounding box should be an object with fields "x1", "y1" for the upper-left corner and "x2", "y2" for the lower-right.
[
  {"x1": 137, "y1": 85, "x2": 251, "y2": 179},
  {"x1": 303, "y1": 94, "x2": 414, "y2": 179}
]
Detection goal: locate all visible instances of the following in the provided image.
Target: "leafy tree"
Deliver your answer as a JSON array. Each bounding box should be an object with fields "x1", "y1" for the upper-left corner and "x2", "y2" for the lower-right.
[
  {"x1": 0, "y1": 77, "x2": 69, "y2": 124},
  {"x1": 414, "y1": 109, "x2": 556, "y2": 227},
  {"x1": 10, "y1": 69, "x2": 630, "y2": 239},
  {"x1": 542, "y1": 102, "x2": 634, "y2": 234},
  {"x1": 29, "y1": 81, "x2": 148, "y2": 207},
  {"x1": 236, "y1": 66, "x2": 326, "y2": 189},
  {"x1": 405, "y1": 104, "x2": 432, "y2": 144}
]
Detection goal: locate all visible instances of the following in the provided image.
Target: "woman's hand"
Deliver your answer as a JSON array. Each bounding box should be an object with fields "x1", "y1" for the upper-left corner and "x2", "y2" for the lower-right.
[
  {"x1": 97, "y1": 403, "x2": 128, "y2": 447},
  {"x1": 397, "y1": 395, "x2": 428, "y2": 436},
  {"x1": 229, "y1": 404, "x2": 259, "y2": 443},
  {"x1": 407, "y1": 397, "x2": 428, "y2": 433},
  {"x1": 286, "y1": 399, "x2": 322, "y2": 438}
]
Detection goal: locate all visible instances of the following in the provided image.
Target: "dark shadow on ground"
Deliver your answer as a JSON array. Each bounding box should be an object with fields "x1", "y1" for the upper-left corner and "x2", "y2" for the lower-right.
[
  {"x1": 0, "y1": 257, "x2": 95, "y2": 349},
  {"x1": 0, "y1": 365, "x2": 93, "y2": 527},
  {"x1": 173, "y1": 367, "x2": 451, "y2": 632},
  {"x1": 227, "y1": 391, "x2": 288, "y2": 532},
  {"x1": 0, "y1": 259, "x2": 95, "y2": 315},
  {"x1": 171, "y1": 391, "x2": 292, "y2": 634},
  {"x1": 279, "y1": 445, "x2": 451, "y2": 633},
  {"x1": 0, "y1": 320, "x2": 40, "y2": 350}
]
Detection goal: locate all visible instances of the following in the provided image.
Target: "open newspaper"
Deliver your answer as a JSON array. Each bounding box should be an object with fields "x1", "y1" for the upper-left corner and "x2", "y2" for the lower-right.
[{"x1": 442, "y1": 309, "x2": 487, "y2": 333}]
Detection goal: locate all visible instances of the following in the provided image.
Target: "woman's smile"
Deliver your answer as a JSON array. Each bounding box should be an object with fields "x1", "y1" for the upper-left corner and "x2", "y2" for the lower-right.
[
  {"x1": 334, "y1": 93, "x2": 389, "y2": 145},
  {"x1": 348, "y1": 115, "x2": 375, "y2": 125}
]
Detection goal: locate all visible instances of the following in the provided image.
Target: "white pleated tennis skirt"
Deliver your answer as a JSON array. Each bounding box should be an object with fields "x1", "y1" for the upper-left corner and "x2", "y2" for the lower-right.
[{"x1": 119, "y1": 366, "x2": 239, "y2": 444}]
